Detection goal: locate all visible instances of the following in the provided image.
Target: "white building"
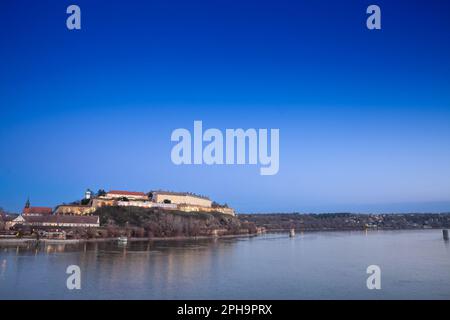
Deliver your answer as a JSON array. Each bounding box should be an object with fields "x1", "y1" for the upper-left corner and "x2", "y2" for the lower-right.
[{"x1": 8, "y1": 215, "x2": 100, "y2": 228}]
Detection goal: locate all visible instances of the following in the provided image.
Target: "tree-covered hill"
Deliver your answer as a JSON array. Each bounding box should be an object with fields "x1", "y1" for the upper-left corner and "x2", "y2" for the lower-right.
[{"x1": 95, "y1": 206, "x2": 256, "y2": 237}]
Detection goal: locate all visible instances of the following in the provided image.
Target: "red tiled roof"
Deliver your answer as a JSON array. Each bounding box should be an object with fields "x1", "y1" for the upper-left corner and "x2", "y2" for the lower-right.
[
  {"x1": 107, "y1": 190, "x2": 147, "y2": 196},
  {"x1": 23, "y1": 207, "x2": 53, "y2": 215}
]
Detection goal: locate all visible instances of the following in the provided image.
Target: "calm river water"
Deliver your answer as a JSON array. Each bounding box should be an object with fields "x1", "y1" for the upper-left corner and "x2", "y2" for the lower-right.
[{"x1": 0, "y1": 230, "x2": 449, "y2": 299}]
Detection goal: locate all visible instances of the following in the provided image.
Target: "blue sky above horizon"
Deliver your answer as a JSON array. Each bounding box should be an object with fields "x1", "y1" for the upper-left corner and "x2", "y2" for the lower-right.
[{"x1": 1, "y1": 0, "x2": 450, "y2": 213}]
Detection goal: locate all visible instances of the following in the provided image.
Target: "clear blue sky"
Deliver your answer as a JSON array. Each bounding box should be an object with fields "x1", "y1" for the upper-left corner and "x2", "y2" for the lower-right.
[{"x1": 1, "y1": 0, "x2": 450, "y2": 213}]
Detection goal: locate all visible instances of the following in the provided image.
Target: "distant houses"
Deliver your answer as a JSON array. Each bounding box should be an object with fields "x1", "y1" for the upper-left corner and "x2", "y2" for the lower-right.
[{"x1": 5, "y1": 198, "x2": 100, "y2": 229}]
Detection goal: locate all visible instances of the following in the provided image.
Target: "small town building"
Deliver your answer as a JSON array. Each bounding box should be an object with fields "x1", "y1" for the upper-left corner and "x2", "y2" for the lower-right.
[
  {"x1": 7, "y1": 215, "x2": 100, "y2": 229},
  {"x1": 22, "y1": 199, "x2": 53, "y2": 216},
  {"x1": 45, "y1": 231, "x2": 67, "y2": 240}
]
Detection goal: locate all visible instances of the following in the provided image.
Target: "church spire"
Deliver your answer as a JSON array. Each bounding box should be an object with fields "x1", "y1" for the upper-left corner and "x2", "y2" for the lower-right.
[{"x1": 25, "y1": 197, "x2": 30, "y2": 208}]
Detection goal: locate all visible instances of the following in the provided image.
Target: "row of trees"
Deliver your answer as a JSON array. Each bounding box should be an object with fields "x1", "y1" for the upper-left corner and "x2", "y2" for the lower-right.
[{"x1": 0, "y1": 208, "x2": 8, "y2": 231}]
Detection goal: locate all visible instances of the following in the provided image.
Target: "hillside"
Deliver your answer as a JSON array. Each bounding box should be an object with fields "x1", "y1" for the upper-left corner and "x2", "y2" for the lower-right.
[{"x1": 95, "y1": 206, "x2": 256, "y2": 238}]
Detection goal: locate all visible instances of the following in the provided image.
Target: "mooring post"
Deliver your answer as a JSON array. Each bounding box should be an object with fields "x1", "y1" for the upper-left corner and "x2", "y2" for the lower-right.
[
  {"x1": 289, "y1": 228, "x2": 295, "y2": 238},
  {"x1": 443, "y1": 229, "x2": 449, "y2": 241}
]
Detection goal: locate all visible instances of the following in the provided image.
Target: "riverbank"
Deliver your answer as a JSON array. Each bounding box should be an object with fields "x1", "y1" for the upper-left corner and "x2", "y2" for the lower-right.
[
  {"x1": 2, "y1": 226, "x2": 449, "y2": 245},
  {"x1": 0, "y1": 231, "x2": 262, "y2": 245}
]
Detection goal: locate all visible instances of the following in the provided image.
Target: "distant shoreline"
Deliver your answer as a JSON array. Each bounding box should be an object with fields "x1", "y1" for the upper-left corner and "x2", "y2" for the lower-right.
[
  {"x1": 240, "y1": 213, "x2": 450, "y2": 232},
  {"x1": 0, "y1": 227, "x2": 447, "y2": 245}
]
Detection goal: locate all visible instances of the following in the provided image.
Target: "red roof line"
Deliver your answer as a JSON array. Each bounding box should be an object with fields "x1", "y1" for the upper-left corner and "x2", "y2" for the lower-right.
[
  {"x1": 107, "y1": 190, "x2": 147, "y2": 196},
  {"x1": 23, "y1": 207, "x2": 53, "y2": 214}
]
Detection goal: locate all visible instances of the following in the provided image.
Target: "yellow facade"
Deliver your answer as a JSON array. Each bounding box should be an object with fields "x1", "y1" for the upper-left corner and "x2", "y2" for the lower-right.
[
  {"x1": 153, "y1": 193, "x2": 212, "y2": 207},
  {"x1": 178, "y1": 204, "x2": 235, "y2": 216},
  {"x1": 54, "y1": 205, "x2": 96, "y2": 216}
]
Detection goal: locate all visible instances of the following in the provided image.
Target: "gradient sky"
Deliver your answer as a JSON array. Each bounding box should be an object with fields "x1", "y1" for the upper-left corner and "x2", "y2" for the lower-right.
[{"x1": 1, "y1": 0, "x2": 450, "y2": 213}]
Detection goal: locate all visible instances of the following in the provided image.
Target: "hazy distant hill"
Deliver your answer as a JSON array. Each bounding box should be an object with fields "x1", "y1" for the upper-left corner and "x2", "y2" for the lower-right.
[{"x1": 239, "y1": 213, "x2": 450, "y2": 231}]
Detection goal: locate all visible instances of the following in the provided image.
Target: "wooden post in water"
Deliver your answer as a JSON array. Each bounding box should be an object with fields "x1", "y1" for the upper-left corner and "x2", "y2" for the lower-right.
[
  {"x1": 289, "y1": 228, "x2": 295, "y2": 238},
  {"x1": 443, "y1": 229, "x2": 449, "y2": 241}
]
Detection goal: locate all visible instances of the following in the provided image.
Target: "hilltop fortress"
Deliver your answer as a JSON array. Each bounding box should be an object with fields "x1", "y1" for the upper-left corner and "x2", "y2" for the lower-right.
[
  {"x1": 54, "y1": 189, "x2": 235, "y2": 216},
  {"x1": 5, "y1": 189, "x2": 234, "y2": 230},
  {"x1": 3, "y1": 189, "x2": 246, "y2": 239}
]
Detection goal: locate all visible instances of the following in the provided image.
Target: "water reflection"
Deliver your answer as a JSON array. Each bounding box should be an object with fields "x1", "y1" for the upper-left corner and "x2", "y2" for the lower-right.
[
  {"x1": 1, "y1": 231, "x2": 449, "y2": 299},
  {"x1": 2, "y1": 238, "x2": 239, "y2": 297},
  {"x1": 0, "y1": 259, "x2": 6, "y2": 278}
]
